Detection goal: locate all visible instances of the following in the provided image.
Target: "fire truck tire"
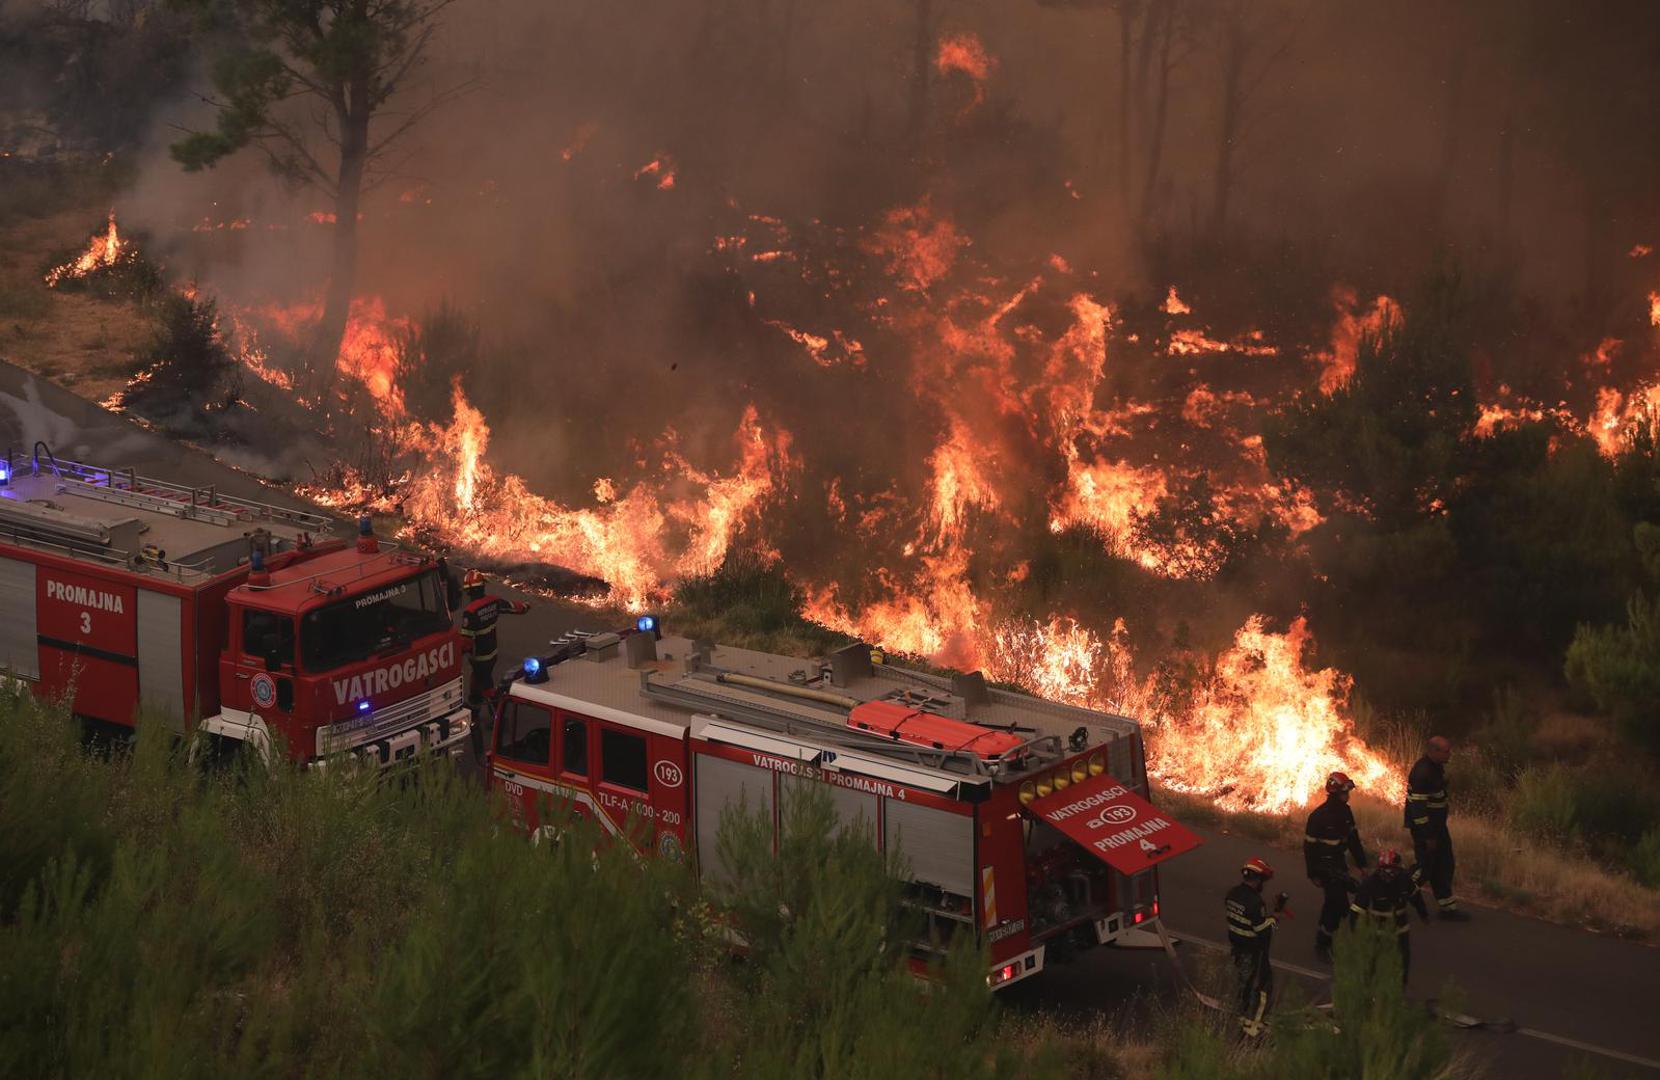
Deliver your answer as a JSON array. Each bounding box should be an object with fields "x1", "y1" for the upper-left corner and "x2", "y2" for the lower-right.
[
  {"x1": 189, "y1": 732, "x2": 253, "y2": 771},
  {"x1": 195, "y1": 714, "x2": 273, "y2": 768}
]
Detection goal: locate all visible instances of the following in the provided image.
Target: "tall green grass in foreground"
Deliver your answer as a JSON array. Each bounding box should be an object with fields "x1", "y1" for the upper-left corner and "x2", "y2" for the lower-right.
[{"x1": 0, "y1": 684, "x2": 1480, "y2": 1078}]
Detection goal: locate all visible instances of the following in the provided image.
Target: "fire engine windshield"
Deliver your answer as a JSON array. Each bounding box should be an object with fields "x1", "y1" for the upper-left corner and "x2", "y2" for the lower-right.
[{"x1": 300, "y1": 569, "x2": 449, "y2": 673}]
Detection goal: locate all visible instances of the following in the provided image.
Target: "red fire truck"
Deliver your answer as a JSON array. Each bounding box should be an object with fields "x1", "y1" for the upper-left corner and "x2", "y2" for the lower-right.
[
  {"x1": 486, "y1": 623, "x2": 1202, "y2": 989},
  {"x1": 0, "y1": 445, "x2": 470, "y2": 765}
]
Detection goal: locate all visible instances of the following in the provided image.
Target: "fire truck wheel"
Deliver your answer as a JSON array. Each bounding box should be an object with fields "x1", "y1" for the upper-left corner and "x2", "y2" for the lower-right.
[{"x1": 189, "y1": 732, "x2": 257, "y2": 772}]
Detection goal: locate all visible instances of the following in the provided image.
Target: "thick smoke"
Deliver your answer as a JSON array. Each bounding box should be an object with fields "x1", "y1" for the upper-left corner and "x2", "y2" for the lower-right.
[{"x1": 112, "y1": 0, "x2": 1660, "y2": 638}]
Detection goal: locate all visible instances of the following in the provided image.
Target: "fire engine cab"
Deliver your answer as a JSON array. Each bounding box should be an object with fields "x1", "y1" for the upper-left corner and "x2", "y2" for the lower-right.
[
  {"x1": 488, "y1": 623, "x2": 1202, "y2": 989},
  {"x1": 0, "y1": 446, "x2": 470, "y2": 765}
]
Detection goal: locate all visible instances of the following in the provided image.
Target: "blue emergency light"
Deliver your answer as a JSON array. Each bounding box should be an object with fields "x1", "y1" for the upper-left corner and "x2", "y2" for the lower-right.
[
  {"x1": 358, "y1": 700, "x2": 372, "y2": 714},
  {"x1": 0, "y1": 463, "x2": 9, "y2": 485},
  {"x1": 637, "y1": 614, "x2": 657, "y2": 634},
  {"x1": 522, "y1": 656, "x2": 549, "y2": 684}
]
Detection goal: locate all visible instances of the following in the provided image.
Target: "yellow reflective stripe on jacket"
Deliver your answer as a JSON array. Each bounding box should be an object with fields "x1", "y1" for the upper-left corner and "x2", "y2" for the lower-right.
[{"x1": 1304, "y1": 833, "x2": 1346, "y2": 845}]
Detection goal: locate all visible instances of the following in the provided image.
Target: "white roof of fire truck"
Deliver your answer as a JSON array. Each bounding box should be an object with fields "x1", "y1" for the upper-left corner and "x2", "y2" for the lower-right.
[
  {"x1": 511, "y1": 630, "x2": 1144, "y2": 799},
  {"x1": 0, "y1": 448, "x2": 332, "y2": 583}
]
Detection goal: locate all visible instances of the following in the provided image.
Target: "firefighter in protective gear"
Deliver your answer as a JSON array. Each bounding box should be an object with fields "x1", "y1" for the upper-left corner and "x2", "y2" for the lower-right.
[
  {"x1": 459, "y1": 570, "x2": 531, "y2": 750},
  {"x1": 1305, "y1": 771, "x2": 1367, "y2": 964},
  {"x1": 1405, "y1": 735, "x2": 1469, "y2": 920},
  {"x1": 1349, "y1": 849, "x2": 1430, "y2": 984},
  {"x1": 1225, "y1": 857, "x2": 1285, "y2": 1037}
]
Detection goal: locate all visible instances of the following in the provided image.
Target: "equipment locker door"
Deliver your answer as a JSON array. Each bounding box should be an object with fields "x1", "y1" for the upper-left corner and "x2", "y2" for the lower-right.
[
  {"x1": 36, "y1": 567, "x2": 138, "y2": 725},
  {"x1": 0, "y1": 556, "x2": 37, "y2": 679},
  {"x1": 884, "y1": 798, "x2": 975, "y2": 900},
  {"x1": 695, "y1": 753, "x2": 775, "y2": 887},
  {"x1": 136, "y1": 590, "x2": 185, "y2": 728}
]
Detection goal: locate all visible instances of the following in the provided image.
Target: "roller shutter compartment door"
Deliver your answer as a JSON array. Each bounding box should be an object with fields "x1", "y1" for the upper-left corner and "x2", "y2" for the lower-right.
[
  {"x1": 884, "y1": 799, "x2": 974, "y2": 899},
  {"x1": 781, "y1": 773, "x2": 878, "y2": 844},
  {"x1": 695, "y1": 755, "x2": 775, "y2": 887},
  {"x1": 0, "y1": 557, "x2": 38, "y2": 678},
  {"x1": 136, "y1": 590, "x2": 185, "y2": 725}
]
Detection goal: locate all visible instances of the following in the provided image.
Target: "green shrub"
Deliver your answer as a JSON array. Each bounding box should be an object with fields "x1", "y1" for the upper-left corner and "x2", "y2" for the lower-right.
[
  {"x1": 0, "y1": 691, "x2": 1037, "y2": 1077},
  {"x1": 1565, "y1": 523, "x2": 1660, "y2": 758},
  {"x1": 121, "y1": 292, "x2": 239, "y2": 417},
  {"x1": 671, "y1": 552, "x2": 847, "y2": 654},
  {"x1": 1567, "y1": 760, "x2": 1660, "y2": 849},
  {"x1": 1474, "y1": 685, "x2": 1538, "y2": 781},
  {"x1": 1629, "y1": 830, "x2": 1660, "y2": 889},
  {"x1": 1508, "y1": 764, "x2": 1579, "y2": 841}
]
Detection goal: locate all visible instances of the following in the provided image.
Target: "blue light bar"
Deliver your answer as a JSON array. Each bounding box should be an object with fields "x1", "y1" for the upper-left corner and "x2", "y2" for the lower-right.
[{"x1": 357, "y1": 700, "x2": 372, "y2": 714}]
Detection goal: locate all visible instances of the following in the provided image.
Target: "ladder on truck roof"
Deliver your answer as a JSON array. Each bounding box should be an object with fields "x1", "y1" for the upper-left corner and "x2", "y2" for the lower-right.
[
  {"x1": 640, "y1": 654, "x2": 1068, "y2": 779},
  {"x1": 9, "y1": 444, "x2": 332, "y2": 533}
]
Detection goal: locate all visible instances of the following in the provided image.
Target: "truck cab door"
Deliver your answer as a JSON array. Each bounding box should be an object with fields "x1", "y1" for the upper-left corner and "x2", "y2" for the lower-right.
[
  {"x1": 492, "y1": 699, "x2": 556, "y2": 833},
  {"x1": 232, "y1": 608, "x2": 296, "y2": 754}
]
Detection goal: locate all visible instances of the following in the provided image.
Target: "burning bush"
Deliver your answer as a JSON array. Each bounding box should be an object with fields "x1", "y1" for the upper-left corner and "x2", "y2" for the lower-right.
[
  {"x1": 671, "y1": 553, "x2": 848, "y2": 655},
  {"x1": 394, "y1": 299, "x2": 482, "y2": 425},
  {"x1": 42, "y1": 211, "x2": 162, "y2": 300},
  {"x1": 118, "y1": 292, "x2": 240, "y2": 424}
]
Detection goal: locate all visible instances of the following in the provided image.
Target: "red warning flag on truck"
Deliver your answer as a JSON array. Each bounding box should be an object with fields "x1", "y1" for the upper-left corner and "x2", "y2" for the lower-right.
[{"x1": 1024, "y1": 773, "x2": 1203, "y2": 874}]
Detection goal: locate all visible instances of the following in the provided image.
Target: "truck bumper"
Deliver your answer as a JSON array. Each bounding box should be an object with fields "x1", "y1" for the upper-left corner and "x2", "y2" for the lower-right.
[{"x1": 316, "y1": 706, "x2": 472, "y2": 769}]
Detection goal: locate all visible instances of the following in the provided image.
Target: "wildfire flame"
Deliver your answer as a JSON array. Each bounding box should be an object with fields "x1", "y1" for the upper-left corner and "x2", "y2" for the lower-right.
[
  {"x1": 1138, "y1": 616, "x2": 1403, "y2": 814},
  {"x1": 226, "y1": 192, "x2": 1424, "y2": 814},
  {"x1": 934, "y1": 32, "x2": 996, "y2": 112},
  {"x1": 1317, "y1": 286, "x2": 1400, "y2": 393},
  {"x1": 45, "y1": 210, "x2": 128, "y2": 287}
]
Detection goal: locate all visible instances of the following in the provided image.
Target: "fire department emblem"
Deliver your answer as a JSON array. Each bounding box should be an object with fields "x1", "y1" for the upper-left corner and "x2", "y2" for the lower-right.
[
  {"x1": 251, "y1": 673, "x2": 277, "y2": 709},
  {"x1": 658, "y1": 832, "x2": 683, "y2": 861}
]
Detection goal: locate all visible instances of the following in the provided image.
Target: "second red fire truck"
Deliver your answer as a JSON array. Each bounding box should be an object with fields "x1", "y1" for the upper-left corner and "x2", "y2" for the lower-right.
[
  {"x1": 488, "y1": 623, "x2": 1202, "y2": 988},
  {"x1": 0, "y1": 445, "x2": 471, "y2": 765}
]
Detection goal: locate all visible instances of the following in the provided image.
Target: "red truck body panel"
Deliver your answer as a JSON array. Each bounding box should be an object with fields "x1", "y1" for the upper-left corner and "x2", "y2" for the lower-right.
[{"x1": 486, "y1": 633, "x2": 1201, "y2": 988}]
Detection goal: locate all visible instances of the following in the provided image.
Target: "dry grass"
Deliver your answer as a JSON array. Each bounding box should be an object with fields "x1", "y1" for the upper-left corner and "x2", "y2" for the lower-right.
[
  {"x1": 999, "y1": 1010, "x2": 1174, "y2": 1079},
  {"x1": 0, "y1": 204, "x2": 152, "y2": 402}
]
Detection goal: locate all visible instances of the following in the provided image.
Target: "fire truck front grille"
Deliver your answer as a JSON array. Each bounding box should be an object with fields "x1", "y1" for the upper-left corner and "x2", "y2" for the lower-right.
[{"x1": 317, "y1": 677, "x2": 465, "y2": 755}]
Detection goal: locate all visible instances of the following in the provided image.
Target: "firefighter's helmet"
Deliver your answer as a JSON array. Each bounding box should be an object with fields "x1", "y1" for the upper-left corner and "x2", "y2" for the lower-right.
[
  {"x1": 1241, "y1": 856, "x2": 1275, "y2": 881},
  {"x1": 463, "y1": 569, "x2": 487, "y2": 598},
  {"x1": 1377, "y1": 848, "x2": 1403, "y2": 870},
  {"x1": 1325, "y1": 771, "x2": 1356, "y2": 795}
]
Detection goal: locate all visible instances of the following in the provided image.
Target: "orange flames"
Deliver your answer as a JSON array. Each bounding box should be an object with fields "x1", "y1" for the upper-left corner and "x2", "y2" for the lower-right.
[
  {"x1": 934, "y1": 32, "x2": 996, "y2": 112},
  {"x1": 635, "y1": 154, "x2": 677, "y2": 190},
  {"x1": 235, "y1": 191, "x2": 1412, "y2": 814},
  {"x1": 865, "y1": 198, "x2": 969, "y2": 292},
  {"x1": 1317, "y1": 286, "x2": 1400, "y2": 393},
  {"x1": 1139, "y1": 616, "x2": 1403, "y2": 814},
  {"x1": 45, "y1": 210, "x2": 129, "y2": 287}
]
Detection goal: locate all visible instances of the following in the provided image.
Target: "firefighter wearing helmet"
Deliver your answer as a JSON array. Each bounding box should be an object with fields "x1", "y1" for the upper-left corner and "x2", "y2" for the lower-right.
[
  {"x1": 1350, "y1": 848, "x2": 1430, "y2": 985},
  {"x1": 1303, "y1": 771, "x2": 1368, "y2": 964},
  {"x1": 1225, "y1": 856, "x2": 1286, "y2": 1037},
  {"x1": 459, "y1": 570, "x2": 531, "y2": 747}
]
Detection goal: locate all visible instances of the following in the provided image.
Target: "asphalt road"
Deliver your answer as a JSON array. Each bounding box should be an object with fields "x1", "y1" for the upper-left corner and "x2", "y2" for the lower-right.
[{"x1": 5, "y1": 358, "x2": 1657, "y2": 1078}]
